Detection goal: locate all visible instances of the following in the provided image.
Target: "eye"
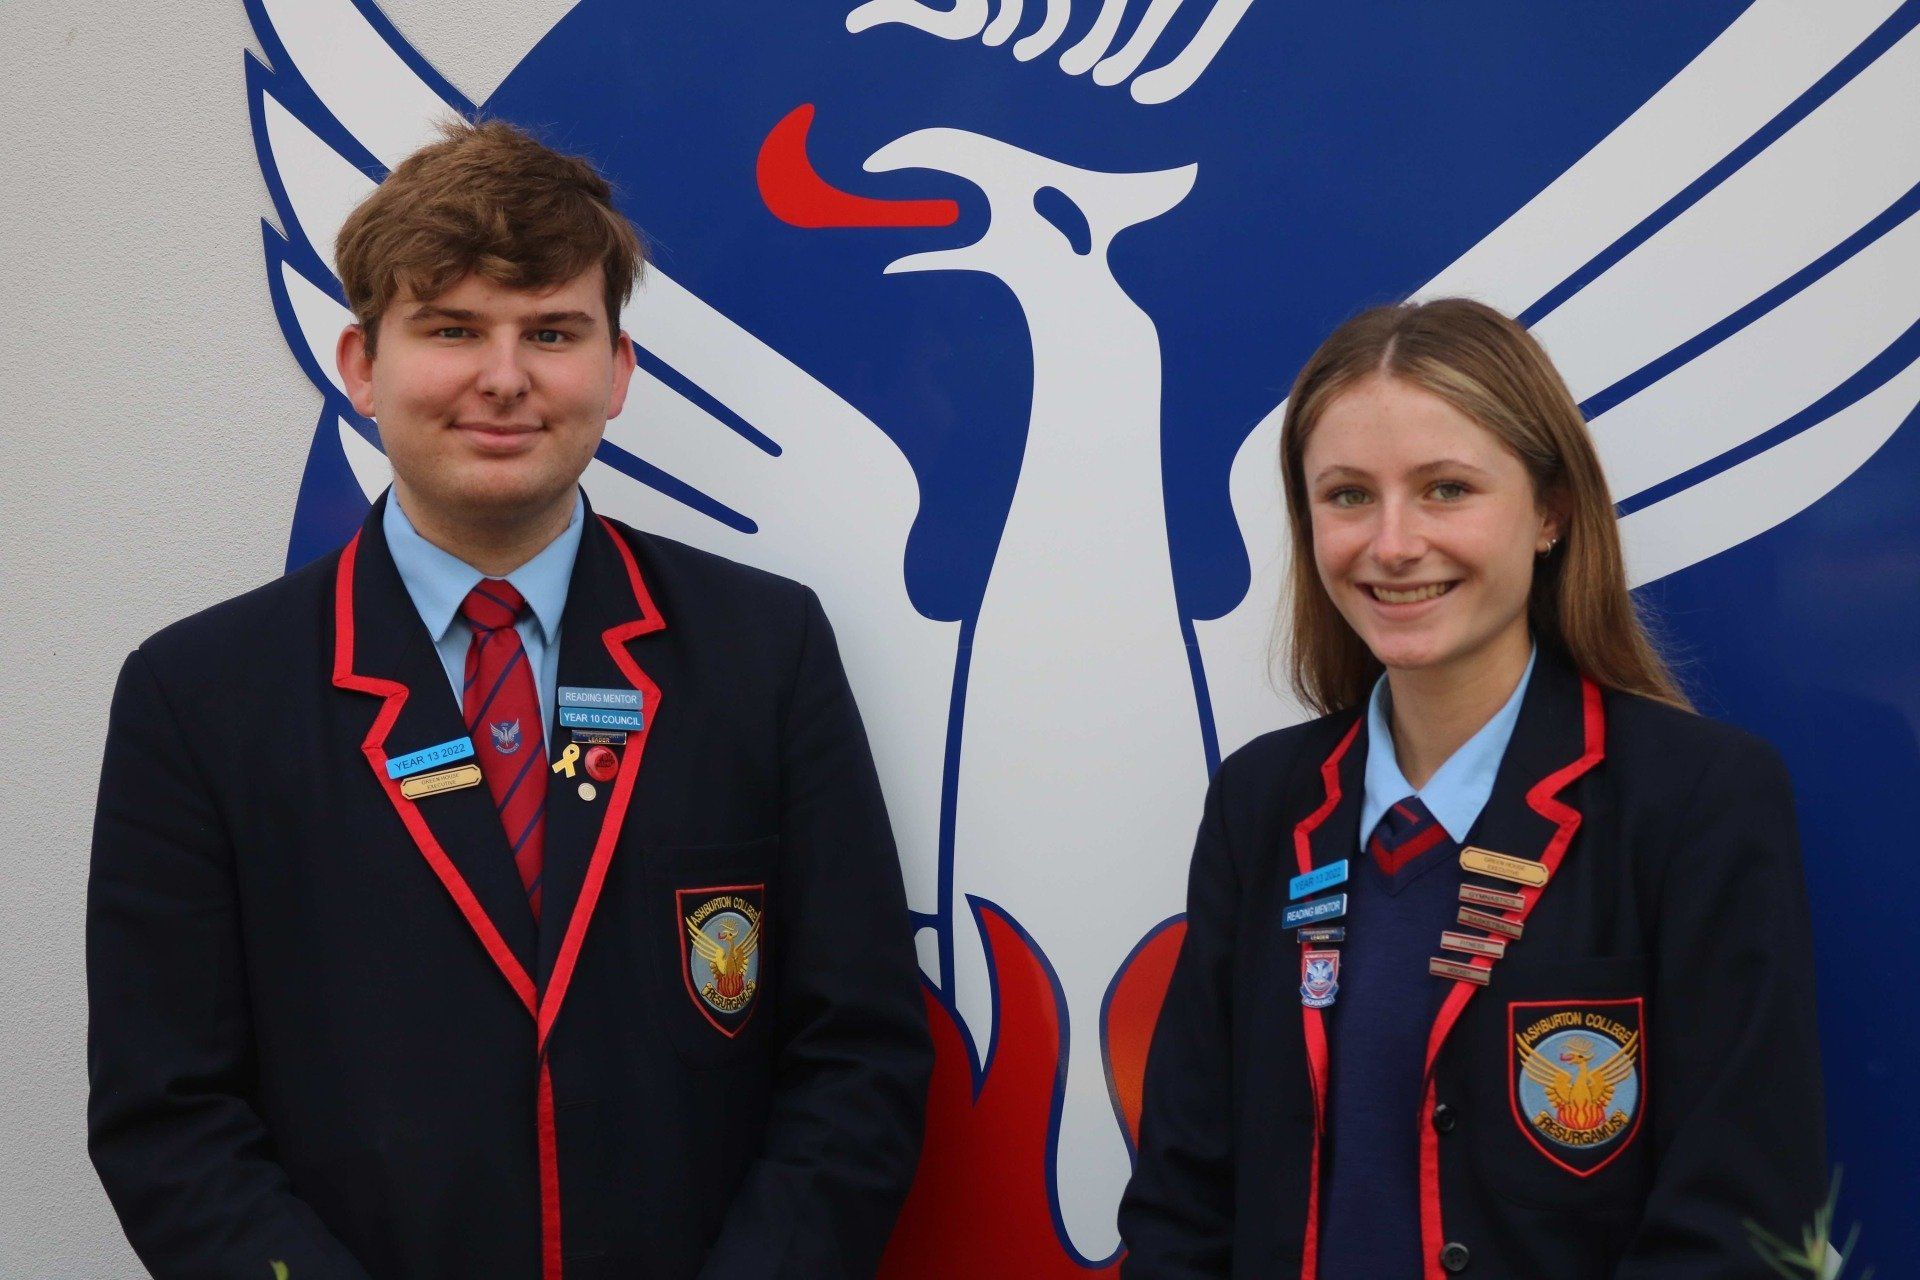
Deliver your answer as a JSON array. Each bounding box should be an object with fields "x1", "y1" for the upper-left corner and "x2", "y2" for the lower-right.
[
  {"x1": 1429, "y1": 480, "x2": 1471, "y2": 502},
  {"x1": 432, "y1": 326, "x2": 475, "y2": 340},
  {"x1": 530, "y1": 329, "x2": 571, "y2": 345},
  {"x1": 1324, "y1": 486, "x2": 1370, "y2": 509}
]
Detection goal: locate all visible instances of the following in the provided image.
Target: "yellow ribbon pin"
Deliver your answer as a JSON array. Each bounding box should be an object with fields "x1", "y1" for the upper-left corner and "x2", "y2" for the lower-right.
[{"x1": 551, "y1": 742, "x2": 581, "y2": 778}]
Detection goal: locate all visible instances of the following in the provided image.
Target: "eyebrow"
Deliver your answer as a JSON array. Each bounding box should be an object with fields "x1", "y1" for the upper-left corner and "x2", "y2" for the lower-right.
[
  {"x1": 405, "y1": 305, "x2": 600, "y2": 328},
  {"x1": 1311, "y1": 458, "x2": 1495, "y2": 485}
]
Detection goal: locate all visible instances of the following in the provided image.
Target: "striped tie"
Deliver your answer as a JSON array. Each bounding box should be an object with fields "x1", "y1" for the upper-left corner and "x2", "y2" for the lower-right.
[
  {"x1": 460, "y1": 580, "x2": 547, "y2": 917},
  {"x1": 1367, "y1": 795, "x2": 1450, "y2": 878}
]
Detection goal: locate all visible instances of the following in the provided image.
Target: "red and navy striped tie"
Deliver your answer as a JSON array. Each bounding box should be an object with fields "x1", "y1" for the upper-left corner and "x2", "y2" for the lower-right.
[
  {"x1": 461, "y1": 580, "x2": 547, "y2": 918},
  {"x1": 1368, "y1": 795, "x2": 1450, "y2": 877}
]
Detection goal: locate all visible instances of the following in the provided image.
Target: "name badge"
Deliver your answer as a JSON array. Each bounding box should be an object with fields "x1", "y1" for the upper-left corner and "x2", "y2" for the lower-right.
[
  {"x1": 559, "y1": 707, "x2": 645, "y2": 731},
  {"x1": 386, "y1": 736, "x2": 475, "y2": 780},
  {"x1": 1460, "y1": 846, "x2": 1549, "y2": 887},
  {"x1": 398, "y1": 762, "x2": 483, "y2": 800},
  {"x1": 1289, "y1": 859, "x2": 1349, "y2": 901},
  {"x1": 1283, "y1": 893, "x2": 1348, "y2": 930},
  {"x1": 558, "y1": 685, "x2": 643, "y2": 711}
]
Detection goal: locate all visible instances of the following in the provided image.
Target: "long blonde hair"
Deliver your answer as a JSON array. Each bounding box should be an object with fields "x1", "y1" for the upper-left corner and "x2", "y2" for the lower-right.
[{"x1": 1278, "y1": 297, "x2": 1687, "y2": 715}]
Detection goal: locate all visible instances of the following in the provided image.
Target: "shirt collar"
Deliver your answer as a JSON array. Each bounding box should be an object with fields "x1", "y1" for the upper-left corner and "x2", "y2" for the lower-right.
[
  {"x1": 1359, "y1": 642, "x2": 1538, "y2": 850},
  {"x1": 382, "y1": 490, "x2": 585, "y2": 646}
]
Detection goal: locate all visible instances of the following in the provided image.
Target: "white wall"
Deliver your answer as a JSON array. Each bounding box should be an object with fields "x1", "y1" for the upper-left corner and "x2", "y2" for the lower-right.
[{"x1": 0, "y1": 3, "x2": 568, "y2": 1273}]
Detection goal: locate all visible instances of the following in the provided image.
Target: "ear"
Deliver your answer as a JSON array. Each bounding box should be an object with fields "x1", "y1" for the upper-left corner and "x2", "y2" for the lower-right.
[
  {"x1": 605, "y1": 331, "x2": 638, "y2": 421},
  {"x1": 1536, "y1": 483, "x2": 1572, "y2": 554},
  {"x1": 336, "y1": 324, "x2": 377, "y2": 420}
]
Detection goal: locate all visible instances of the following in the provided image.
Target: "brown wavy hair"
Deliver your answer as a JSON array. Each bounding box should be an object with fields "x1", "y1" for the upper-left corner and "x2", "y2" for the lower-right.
[
  {"x1": 335, "y1": 118, "x2": 644, "y2": 354},
  {"x1": 1278, "y1": 297, "x2": 1688, "y2": 714}
]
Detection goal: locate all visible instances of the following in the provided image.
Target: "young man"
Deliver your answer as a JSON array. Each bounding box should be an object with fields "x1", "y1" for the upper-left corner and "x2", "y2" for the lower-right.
[{"x1": 88, "y1": 121, "x2": 931, "y2": 1280}]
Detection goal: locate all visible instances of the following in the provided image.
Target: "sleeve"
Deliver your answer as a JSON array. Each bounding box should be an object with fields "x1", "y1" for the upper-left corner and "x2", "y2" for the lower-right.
[
  {"x1": 697, "y1": 588, "x2": 934, "y2": 1280},
  {"x1": 1613, "y1": 737, "x2": 1828, "y2": 1278},
  {"x1": 1115, "y1": 758, "x2": 1241, "y2": 1279},
  {"x1": 87, "y1": 650, "x2": 375, "y2": 1280}
]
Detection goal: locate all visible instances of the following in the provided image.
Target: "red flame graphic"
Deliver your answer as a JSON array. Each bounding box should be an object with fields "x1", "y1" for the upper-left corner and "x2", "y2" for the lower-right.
[{"x1": 879, "y1": 905, "x2": 1187, "y2": 1276}]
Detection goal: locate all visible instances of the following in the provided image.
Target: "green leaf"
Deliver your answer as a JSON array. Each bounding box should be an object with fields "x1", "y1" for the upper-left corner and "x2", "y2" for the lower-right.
[{"x1": 269, "y1": 1262, "x2": 290, "y2": 1280}]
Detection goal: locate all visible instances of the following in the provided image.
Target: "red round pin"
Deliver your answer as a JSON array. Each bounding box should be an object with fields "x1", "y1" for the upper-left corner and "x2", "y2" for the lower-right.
[{"x1": 584, "y1": 745, "x2": 619, "y2": 782}]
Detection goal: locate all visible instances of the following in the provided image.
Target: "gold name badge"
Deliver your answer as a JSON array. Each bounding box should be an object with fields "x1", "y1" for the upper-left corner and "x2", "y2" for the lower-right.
[
  {"x1": 1429, "y1": 957, "x2": 1491, "y2": 986},
  {"x1": 399, "y1": 762, "x2": 484, "y2": 800},
  {"x1": 1459, "y1": 846, "x2": 1549, "y2": 887}
]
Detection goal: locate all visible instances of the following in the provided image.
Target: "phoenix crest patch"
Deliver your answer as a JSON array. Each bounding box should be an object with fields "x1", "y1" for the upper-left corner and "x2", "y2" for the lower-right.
[
  {"x1": 1509, "y1": 997, "x2": 1646, "y2": 1176},
  {"x1": 679, "y1": 885, "x2": 765, "y2": 1036}
]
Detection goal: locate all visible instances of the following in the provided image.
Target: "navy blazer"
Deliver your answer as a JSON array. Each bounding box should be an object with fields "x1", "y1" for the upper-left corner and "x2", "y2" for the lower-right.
[
  {"x1": 1118, "y1": 650, "x2": 1826, "y2": 1279},
  {"x1": 88, "y1": 497, "x2": 932, "y2": 1280}
]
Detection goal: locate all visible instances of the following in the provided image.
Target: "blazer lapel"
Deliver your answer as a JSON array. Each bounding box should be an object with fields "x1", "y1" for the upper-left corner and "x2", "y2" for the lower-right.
[
  {"x1": 1287, "y1": 712, "x2": 1364, "y2": 1276},
  {"x1": 331, "y1": 499, "x2": 539, "y2": 1013},
  {"x1": 1421, "y1": 651, "x2": 1607, "y2": 1075},
  {"x1": 534, "y1": 510, "x2": 667, "y2": 1052}
]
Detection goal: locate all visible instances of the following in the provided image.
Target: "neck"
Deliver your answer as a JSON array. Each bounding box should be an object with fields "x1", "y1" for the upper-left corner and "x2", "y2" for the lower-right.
[
  {"x1": 392, "y1": 483, "x2": 575, "y2": 578},
  {"x1": 1384, "y1": 627, "x2": 1532, "y2": 790}
]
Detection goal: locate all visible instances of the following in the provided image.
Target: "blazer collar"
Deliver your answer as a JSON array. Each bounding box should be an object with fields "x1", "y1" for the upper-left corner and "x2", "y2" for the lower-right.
[
  {"x1": 1296, "y1": 649, "x2": 1600, "y2": 889},
  {"x1": 331, "y1": 494, "x2": 669, "y2": 1043}
]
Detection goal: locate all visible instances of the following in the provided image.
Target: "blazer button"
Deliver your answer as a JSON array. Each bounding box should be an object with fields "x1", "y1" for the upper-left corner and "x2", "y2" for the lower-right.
[
  {"x1": 1432, "y1": 1102, "x2": 1457, "y2": 1134},
  {"x1": 1440, "y1": 1242, "x2": 1471, "y2": 1272}
]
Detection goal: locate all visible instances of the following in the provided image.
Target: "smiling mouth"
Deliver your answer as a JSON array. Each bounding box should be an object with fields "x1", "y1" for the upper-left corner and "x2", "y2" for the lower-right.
[
  {"x1": 1366, "y1": 582, "x2": 1457, "y2": 604},
  {"x1": 455, "y1": 422, "x2": 540, "y2": 436}
]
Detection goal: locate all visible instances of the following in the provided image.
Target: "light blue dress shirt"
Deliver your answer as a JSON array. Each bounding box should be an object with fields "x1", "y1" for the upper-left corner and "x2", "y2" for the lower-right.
[
  {"x1": 382, "y1": 490, "x2": 584, "y2": 753},
  {"x1": 1357, "y1": 643, "x2": 1537, "y2": 850}
]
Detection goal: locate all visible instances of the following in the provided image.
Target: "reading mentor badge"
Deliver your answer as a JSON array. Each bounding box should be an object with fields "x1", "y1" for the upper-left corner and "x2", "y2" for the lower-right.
[
  {"x1": 1510, "y1": 997, "x2": 1647, "y2": 1176},
  {"x1": 679, "y1": 885, "x2": 765, "y2": 1036}
]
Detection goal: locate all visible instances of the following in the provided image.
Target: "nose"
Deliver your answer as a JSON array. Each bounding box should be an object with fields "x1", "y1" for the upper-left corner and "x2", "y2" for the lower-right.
[
  {"x1": 475, "y1": 334, "x2": 531, "y2": 402},
  {"x1": 1369, "y1": 495, "x2": 1427, "y2": 569}
]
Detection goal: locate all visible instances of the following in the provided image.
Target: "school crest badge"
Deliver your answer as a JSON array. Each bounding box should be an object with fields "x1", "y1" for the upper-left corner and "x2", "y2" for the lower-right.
[
  {"x1": 679, "y1": 885, "x2": 765, "y2": 1036},
  {"x1": 489, "y1": 719, "x2": 522, "y2": 756},
  {"x1": 1299, "y1": 949, "x2": 1340, "y2": 1009},
  {"x1": 1509, "y1": 997, "x2": 1646, "y2": 1176}
]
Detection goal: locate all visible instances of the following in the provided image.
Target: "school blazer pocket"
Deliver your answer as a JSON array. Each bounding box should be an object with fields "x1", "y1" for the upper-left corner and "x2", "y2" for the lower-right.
[
  {"x1": 643, "y1": 836, "x2": 779, "y2": 1066},
  {"x1": 1468, "y1": 955, "x2": 1655, "y2": 1211}
]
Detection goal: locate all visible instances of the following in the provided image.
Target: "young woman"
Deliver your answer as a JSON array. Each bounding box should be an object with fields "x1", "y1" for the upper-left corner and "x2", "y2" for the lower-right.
[{"x1": 1117, "y1": 299, "x2": 1825, "y2": 1279}]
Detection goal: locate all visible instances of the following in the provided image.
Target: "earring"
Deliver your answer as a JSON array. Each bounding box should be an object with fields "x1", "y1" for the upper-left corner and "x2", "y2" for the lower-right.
[{"x1": 1537, "y1": 538, "x2": 1558, "y2": 557}]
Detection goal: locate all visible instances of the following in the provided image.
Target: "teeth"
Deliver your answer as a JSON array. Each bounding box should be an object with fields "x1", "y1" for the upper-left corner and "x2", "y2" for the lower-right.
[{"x1": 1372, "y1": 582, "x2": 1452, "y2": 604}]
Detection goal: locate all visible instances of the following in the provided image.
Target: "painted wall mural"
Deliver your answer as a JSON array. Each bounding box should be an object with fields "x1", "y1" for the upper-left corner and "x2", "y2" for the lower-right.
[{"x1": 250, "y1": 0, "x2": 1920, "y2": 1267}]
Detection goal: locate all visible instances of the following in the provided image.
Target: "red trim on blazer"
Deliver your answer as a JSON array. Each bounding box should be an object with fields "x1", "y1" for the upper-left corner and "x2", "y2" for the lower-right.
[
  {"x1": 538, "y1": 1063, "x2": 563, "y2": 1280},
  {"x1": 333, "y1": 519, "x2": 667, "y2": 1280},
  {"x1": 1416, "y1": 676, "x2": 1606, "y2": 1280},
  {"x1": 1292, "y1": 717, "x2": 1363, "y2": 1280}
]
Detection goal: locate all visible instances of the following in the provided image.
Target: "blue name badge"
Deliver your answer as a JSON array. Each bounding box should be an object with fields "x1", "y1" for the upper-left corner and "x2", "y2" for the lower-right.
[
  {"x1": 1289, "y1": 859, "x2": 1349, "y2": 901},
  {"x1": 1283, "y1": 893, "x2": 1348, "y2": 931},
  {"x1": 558, "y1": 685, "x2": 643, "y2": 711},
  {"x1": 386, "y1": 736, "x2": 475, "y2": 780},
  {"x1": 559, "y1": 706, "x2": 645, "y2": 731}
]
